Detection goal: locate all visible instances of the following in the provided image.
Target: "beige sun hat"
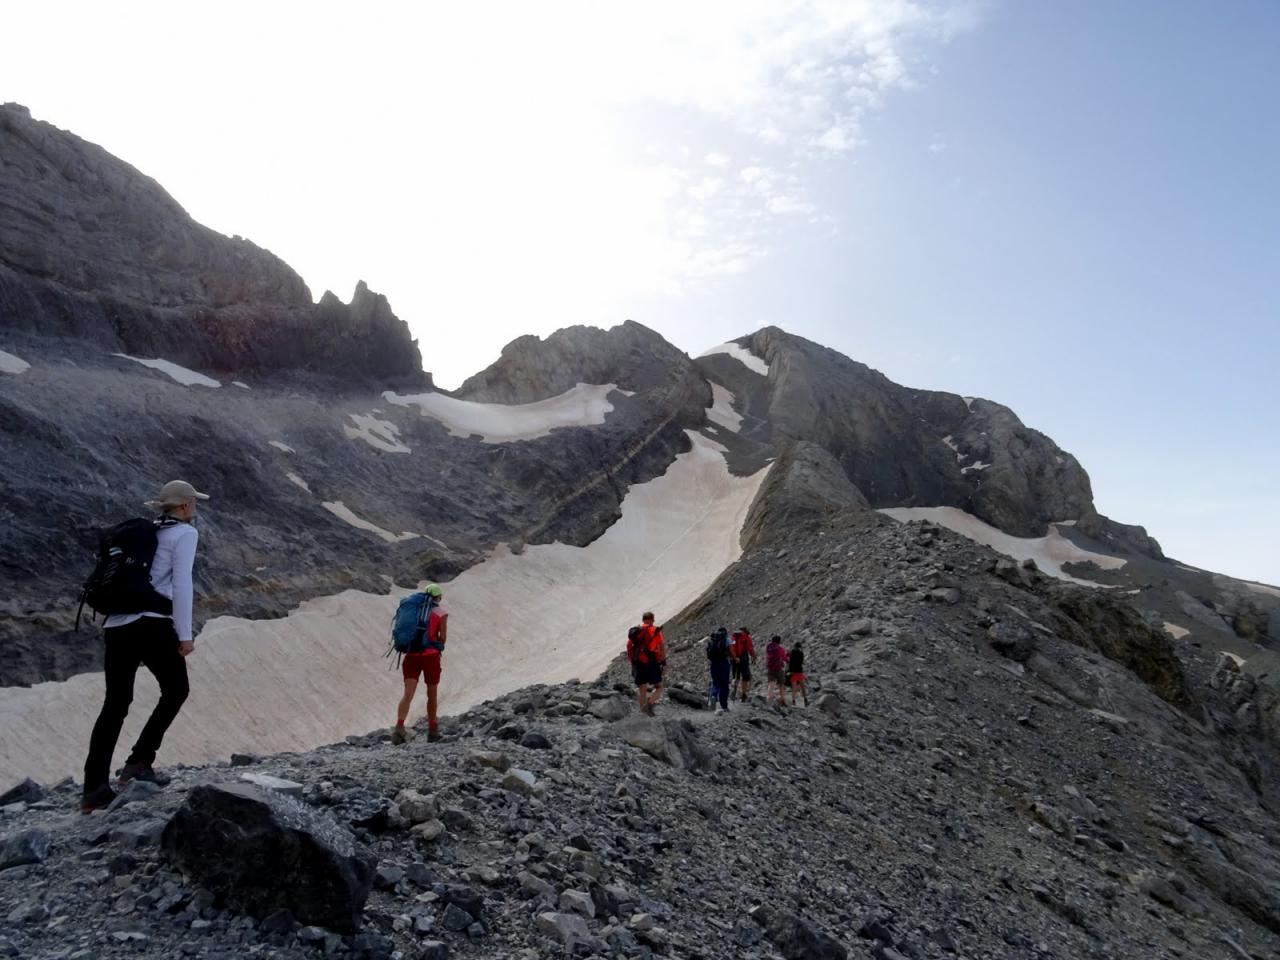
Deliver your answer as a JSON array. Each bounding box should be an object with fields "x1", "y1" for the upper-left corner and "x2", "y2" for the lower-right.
[{"x1": 145, "y1": 479, "x2": 211, "y2": 510}]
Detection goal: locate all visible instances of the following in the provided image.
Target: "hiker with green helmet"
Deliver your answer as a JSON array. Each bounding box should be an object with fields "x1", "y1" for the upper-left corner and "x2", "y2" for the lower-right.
[{"x1": 392, "y1": 583, "x2": 448, "y2": 743}]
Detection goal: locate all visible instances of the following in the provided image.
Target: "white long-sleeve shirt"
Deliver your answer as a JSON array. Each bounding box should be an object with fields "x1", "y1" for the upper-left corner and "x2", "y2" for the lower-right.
[{"x1": 103, "y1": 522, "x2": 199, "y2": 642}]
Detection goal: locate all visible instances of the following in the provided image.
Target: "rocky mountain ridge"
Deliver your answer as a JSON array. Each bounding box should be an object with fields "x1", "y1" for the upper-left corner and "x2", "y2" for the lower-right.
[{"x1": 1, "y1": 103, "x2": 425, "y2": 384}]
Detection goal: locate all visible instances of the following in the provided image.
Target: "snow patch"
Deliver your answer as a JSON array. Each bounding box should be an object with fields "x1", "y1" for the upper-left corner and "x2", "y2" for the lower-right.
[
  {"x1": 384, "y1": 383, "x2": 619, "y2": 443},
  {"x1": 322, "y1": 501, "x2": 422, "y2": 544},
  {"x1": 699, "y1": 342, "x2": 770, "y2": 376},
  {"x1": 962, "y1": 396, "x2": 975, "y2": 411},
  {"x1": 232, "y1": 381, "x2": 251, "y2": 390},
  {"x1": 0, "y1": 433, "x2": 769, "y2": 784},
  {"x1": 1163, "y1": 622, "x2": 1190, "y2": 639},
  {"x1": 961, "y1": 461, "x2": 992, "y2": 474},
  {"x1": 1246, "y1": 581, "x2": 1280, "y2": 600},
  {"x1": 344, "y1": 413, "x2": 411, "y2": 454},
  {"x1": 286, "y1": 472, "x2": 311, "y2": 493},
  {"x1": 112, "y1": 354, "x2": 221, "y2": 388},
  {"x1": 269, "y1": 441, "x2": 296, "y2": 454},
  {"x1": 0, "y1": 349, "x2": 31, "y2": 375},
  {"x1": 879, "y1": 506, "x2": 1126, "y2": 587},
  {"x1": 707, "y1": 383, "x2": 743, "y2": 432},
  {"x1": 941, "y1": 435, "x2": 963, "y2": 460}
]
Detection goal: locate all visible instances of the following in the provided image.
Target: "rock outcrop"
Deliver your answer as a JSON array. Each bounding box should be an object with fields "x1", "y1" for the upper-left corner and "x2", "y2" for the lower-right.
[
  {"x1": 161, "y1": 783, "x2": 375, "y2": 932},
  {"x1": 701, "y1": 326, "x2": 1162, "y2": 558}
]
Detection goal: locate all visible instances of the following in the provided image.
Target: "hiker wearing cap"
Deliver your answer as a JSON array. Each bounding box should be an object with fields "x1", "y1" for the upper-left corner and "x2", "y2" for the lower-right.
[
  {"x1": 81, "y1": 479, "x2": 208, "y2": 813},
  {"x1": 628, "y1": 611, "x2": 666, "y2": 716},
  {"x1": 730, "y1": 627, "x2": 756, "y2": 702},
  {"x1": 787, "y1": 641, "x2": 809, "y2": 707},
  {"x1": 392, "y1": 583, "x2": 448, "y2": 744}
]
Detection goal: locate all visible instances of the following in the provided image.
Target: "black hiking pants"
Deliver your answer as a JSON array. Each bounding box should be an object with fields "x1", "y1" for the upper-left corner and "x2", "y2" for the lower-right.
[{"x1": 83, "y1": 617, "x2": 189, "y2": 791}]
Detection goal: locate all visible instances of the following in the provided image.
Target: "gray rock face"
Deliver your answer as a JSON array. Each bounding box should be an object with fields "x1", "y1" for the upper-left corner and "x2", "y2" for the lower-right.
[
  {"x1": 160, "y1": 782, "x2": 375, "y2": 932},
  {"x1": 0, "y1": 103, "x2": 425, "y2": 385},
  {"x1": 711, "y1": 326, "x2": 1160, "y2": 556}
]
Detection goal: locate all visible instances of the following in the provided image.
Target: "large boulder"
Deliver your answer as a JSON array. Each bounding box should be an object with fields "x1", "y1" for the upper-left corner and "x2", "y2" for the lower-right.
[
  {"x1": 611, "y1": 716, "x2": 715, "y2": 772},
  {"x1": 750, "y1": 903, "x2": 848, "y2": 960},
  {"x1": 161, "y1": 783, "x2": 375, "y2": 932}
]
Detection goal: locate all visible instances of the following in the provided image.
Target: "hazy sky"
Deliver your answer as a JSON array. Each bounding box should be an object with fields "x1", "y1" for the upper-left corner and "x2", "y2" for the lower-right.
[{"x1": 3, "y1": 1, "x2": 1277, "y2": 585}]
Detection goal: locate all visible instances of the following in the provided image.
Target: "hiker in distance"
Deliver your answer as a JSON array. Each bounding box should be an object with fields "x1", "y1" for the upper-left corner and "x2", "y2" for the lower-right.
[
  {"x1": 765, "y1": 634, "x2": 789, "y2": 708},
  {"x1": 391, "y1": 583, "x2": 448, "y2": 744},
  {"x1": 706, "y1": 626, "x2": 733, "y2": 713},
  {"x1": 788, "y1": 640, "x2": 809, "y2": 707},
  {"x1": 627, "y1": 611, "x2": 666, "y2": 715},
  {"x1": 80, "y1": 479, "x2": 208, "y2": 813},
  {"x1": 730, "y1": 626, "x2": 757, "y2": 701}
]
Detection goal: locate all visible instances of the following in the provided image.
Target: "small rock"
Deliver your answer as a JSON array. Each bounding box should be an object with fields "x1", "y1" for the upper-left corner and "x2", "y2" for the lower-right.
[
  {"x1": 439, "y1": 807, "x2": 473, "y2": 832},
  {"x1": 0, "y1": 779, "x2": 46, "y2": 807},
  {"x1": 229, "y1": 753, "x2": 258, "y2": 767},
  {"x1": 109, "y1": 780, "x2": 163, "y2": 809},
  {"x1": 519, "y1": 731, "x2": 552, "y2": 750},
  {"x1": 847, "y1": 619, "x2": 874, "y2": 638},
  {"x1": 394, "y1": 790, "x2": 437, "y2": 825},
  {"x1": 411, "y1": 819, "x2": 446, "y2": 842},
  {"x1": 374, "y1": 863, "x2": 405, "y2": 890},
  {"x1": 519, "y1": 871, "x2": 555, "y2": 899},
  {"x1": 110, "y1": 819, "x2": 168, "y2": 849},
  {"x1": 238, "y1": 773, "x2": 304, "y2": 795},
  {"x1": 442, "y1": 903, "x2": 473, "y2": 932},
  {"x1": 0, "y1": 828, "x2": 50, "y2": 870},
  {"x1": 502, "y1": 769, "x2": 538, "y2": 796},
  {"x1": 466, "y1": 751, "x2": 510, "y2": 773},
  {"x1": 537, "y1": 911, "x2": 591, "y2": 946},
  {"x1": 418, "y1": 941, "x2": 449, "y2": 960},
  {"x1": 559, "y1": 889, "x2": 596, "y2": 918}
]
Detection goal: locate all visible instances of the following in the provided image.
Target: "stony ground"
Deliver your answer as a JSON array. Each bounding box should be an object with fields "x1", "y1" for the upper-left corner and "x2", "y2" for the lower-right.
[{"x1": 2, "y1": 512, "x2": 1278, "y2": 960}]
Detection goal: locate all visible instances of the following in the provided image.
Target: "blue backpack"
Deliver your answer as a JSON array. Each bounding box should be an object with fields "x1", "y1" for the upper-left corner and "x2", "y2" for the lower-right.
[{"x1": 390, "y1": 592, "x2": 438, "y2": 654}]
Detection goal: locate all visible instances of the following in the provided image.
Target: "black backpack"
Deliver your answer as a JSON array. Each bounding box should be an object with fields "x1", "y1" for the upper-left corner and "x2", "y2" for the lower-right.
[
  {"x1": 707, "y1": 628, "x2": 731, "y2": 662},
  {"x1": 76, "y1": 517, "x2": 177, "y2": 628}
]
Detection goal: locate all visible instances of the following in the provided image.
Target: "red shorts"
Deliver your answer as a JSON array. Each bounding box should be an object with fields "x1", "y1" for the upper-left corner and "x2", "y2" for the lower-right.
[{"x1": 402, "y1": 652, "x2": 441, "y2": 684}]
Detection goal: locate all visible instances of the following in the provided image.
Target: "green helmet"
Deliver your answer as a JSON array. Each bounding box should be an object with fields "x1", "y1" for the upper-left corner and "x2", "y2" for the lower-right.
[{"x1": 424, "y1": 583, "x2": 443, "y2": 599}]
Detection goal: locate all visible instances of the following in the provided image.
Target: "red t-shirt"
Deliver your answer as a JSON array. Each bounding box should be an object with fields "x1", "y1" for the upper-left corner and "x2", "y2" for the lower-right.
[{"x1": 731, "y1": 632, "x2": 754, "y2": 658}]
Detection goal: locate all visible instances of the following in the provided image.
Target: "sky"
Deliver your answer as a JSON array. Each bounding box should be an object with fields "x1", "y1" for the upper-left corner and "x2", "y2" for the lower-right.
[{"x1": 2, "y1": 1, "x2": 1277, "y2": 585}]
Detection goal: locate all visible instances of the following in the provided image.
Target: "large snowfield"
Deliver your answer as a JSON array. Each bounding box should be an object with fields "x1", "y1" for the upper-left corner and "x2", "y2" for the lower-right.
[
  {"x1": 879, "y1": 506, "x2": 1126, "y2": 586},
  {"x1": 383, "y1": 382, "x2": 623, "y2": 442},
  {"x1": 0, "y1": 427, "x2": 767, "y2": 785}
]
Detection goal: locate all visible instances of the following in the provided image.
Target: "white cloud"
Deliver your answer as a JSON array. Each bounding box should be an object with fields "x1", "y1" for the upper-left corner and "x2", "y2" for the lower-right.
[
  {"x1": 928, "y1": 139, "x2": 948, "y2": 153},
  {"x1": 0, "y1": 0, "x2": 977, "y2": 387}
]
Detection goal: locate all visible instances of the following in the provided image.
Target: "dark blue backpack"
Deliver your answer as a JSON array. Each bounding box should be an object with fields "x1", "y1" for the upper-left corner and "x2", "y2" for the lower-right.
[{"x1": 391, "y1": 592, "x2": 437, "y2": 654}]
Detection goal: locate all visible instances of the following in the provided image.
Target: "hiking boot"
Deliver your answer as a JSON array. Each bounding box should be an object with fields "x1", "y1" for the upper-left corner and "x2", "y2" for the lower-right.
[
  {"x1": 116, "y1": 762, "x2": 170, "y2": 787},
  {"x1": 80, "y1": 784, "x2": 117, "y2": 814},
  {"x1": 427, "y1": 728, "x2": 442, "y2": 743},
  {"x1": 391, "y1": 726, "x2": 409, "y2": 745}
]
